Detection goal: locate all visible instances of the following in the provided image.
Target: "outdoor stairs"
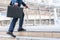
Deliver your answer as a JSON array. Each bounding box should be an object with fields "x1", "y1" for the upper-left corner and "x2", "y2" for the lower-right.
[{"x1": 0, "y1": 31, "x2": 60, "y2": 40}]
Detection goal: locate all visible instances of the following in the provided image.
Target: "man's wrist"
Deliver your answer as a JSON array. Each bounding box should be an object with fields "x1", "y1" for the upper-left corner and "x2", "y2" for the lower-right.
[{"x1": 25, "y1": 5, "x2": 28, "y2": 8}]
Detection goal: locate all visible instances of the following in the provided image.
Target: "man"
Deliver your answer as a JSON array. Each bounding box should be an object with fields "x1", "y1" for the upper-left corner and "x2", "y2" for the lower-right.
[{"x1": 7, "y1": 0, "x2": 28, "y2": 38}]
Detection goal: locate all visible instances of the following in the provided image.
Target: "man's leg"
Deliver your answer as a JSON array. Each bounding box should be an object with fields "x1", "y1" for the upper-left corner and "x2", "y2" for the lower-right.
[
  {"x1": 7, "y1": 18, "x2": 18, "y2": 37},
  {"x1": 18, "y1": 13, "x2": 25, "y2": 31},
  {"x1": 9, "y1": 18, "x2": 18, "y2": 32}
]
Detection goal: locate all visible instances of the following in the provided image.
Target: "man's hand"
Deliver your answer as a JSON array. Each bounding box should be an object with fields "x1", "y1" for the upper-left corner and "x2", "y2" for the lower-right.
[
  {"x1": 25, "y1": 5, "x2": 28, "y2": 8},
  {"x1": 14, "y1": 3, "x2": 18, "y2": 6}
]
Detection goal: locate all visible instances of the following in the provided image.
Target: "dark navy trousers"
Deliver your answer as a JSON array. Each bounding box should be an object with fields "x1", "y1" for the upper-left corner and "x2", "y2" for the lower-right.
[{"x1": 8, "y1": 13, "x2": 24, "y2": 32}]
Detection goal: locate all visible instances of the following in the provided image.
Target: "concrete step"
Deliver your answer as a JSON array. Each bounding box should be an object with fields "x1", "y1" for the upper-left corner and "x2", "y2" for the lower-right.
[
  {"x1": 0, "y1": 35, "x2": 60, "y2": 40},
  {"x1": 0, "y1": 38, "x2": 16, "y2": 40},
  {"x1": 0, "y1": 32, "x2": 60, "y2": 38},
  {"x1": 0, "y1": 26, "x2": 60, "y2": 32}
]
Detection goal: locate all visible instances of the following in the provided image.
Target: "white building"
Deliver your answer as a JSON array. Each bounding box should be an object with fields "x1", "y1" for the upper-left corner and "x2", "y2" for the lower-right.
[{"x1": 0, "y1": 0, "x2": 60, "y2": 31}]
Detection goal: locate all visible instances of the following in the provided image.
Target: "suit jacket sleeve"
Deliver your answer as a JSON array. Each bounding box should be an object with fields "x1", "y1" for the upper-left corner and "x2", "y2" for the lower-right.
[{"x1": 22, "y1": 1, "x2": 26, "y2": 6}]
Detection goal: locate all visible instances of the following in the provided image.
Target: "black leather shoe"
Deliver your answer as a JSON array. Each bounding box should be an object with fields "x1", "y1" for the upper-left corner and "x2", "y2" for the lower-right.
[
  {"x1": 7, "y1": 32, "x2": 16, "y2": 38},
  {"x1": 18, "y1": 28, "x2": 26, "y2": 32}
]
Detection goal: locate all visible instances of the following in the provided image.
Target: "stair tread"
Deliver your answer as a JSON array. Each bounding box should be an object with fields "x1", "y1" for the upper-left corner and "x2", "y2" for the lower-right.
[
  {"x1": 0, "y1": 32, "x2": 60, "y2": 38},
  {"x1": 0, "y1": 36, "x2": 60, "y2": 40}
]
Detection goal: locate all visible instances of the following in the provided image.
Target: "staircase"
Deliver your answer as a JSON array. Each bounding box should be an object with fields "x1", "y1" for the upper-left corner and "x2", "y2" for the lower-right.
[{"x1": 0, "y1": 31, "x2": 60, "y2": 40}]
